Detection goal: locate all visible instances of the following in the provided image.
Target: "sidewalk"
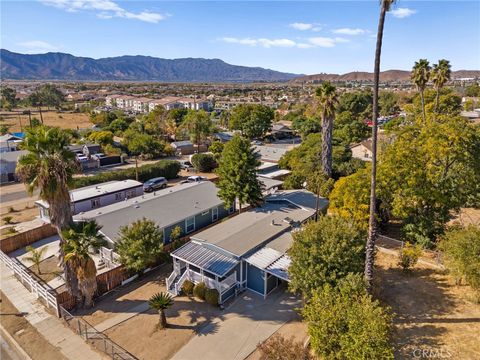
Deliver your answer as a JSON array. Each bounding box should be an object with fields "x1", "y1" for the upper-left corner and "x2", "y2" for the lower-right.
[{"x1": 0, "y1": 263, "x2": 106, "y2": 360}]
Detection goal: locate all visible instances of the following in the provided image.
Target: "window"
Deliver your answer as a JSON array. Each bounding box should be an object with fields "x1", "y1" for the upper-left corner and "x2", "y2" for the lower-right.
[
  {"x1": 201, "y1": 210, "x2": 209, "y2": 216},
  {"x1": 212, "y1": 207, "x2": 219, "y2": 222},
  {"x1": 115, "y1": 192, "x2": 123, "y2": 201},
  {"x1": 126, "y1": 190, "x2": 136, "y2": 199},
  {"x1": 228, "y1": 205, "x2": 235, "y2": 214},
  {"x1": 186, "y1": 216, "x2": 195, "y2": 233},
  {"x1": 91, "y1": 198, "x2": 100, "y2": 208}
]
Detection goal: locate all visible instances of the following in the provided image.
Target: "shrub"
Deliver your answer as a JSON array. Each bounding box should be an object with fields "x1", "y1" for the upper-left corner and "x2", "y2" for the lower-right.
[
  {"x1": 303, "y1": 274, "x2": 394, "y2": 360},
  {"x1": 72, "y1": 160, "x2": 180, "y2": 188},
  {"x1": 193, "y1": 282, "x2": 207, "y2": 300},
  {"x1": 2, "y1": 216, "x2": 13, "y2": 225},
  {"x1": 181, "y1": 280, "x2": 195, "y2": 296},
  {"x1": 257, "y1": 334, "x2": 313, "y2": 360},
  {"x1": 8, "y1": 206, "x2": 15, "y2": 213},
  {"x1": 398, "y1": 242, "x2": 422, "y2": 271},
  {"x1": 205, "y1": 288, "x2": 219, "y2": 305},
  {"x1": 191, "y1": 153, "x2": 217, "y2": 172}
]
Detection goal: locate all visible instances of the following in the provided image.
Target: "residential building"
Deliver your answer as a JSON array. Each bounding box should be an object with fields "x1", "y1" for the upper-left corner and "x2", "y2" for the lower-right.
[
  {"x1": 350, "y1": 140, "x2": 373, "y2": 162},
  {"x1": 148, "y1": 97, "x2": 183, "y2": 112},
  {"x1": 0, "y1": 150, "x2": 27, "y2": 183},
  {"x1": 74, "y1": 181, "x2": 234, "y2": 246},
  {"x1": 36, "y1": 180, "x2": 144, "y2": 221},
  {"x1": 171, "y1": 141, "x2": 195, "y2": 155},
  {"x1": 105, "y1": 94, "x2": 122, "y2": 107},
  {"x1": 167, "y1": 190, "x2": 328, "y2": 304},
  {"x1": 0, "y1": 134, "x2": 24, "y2": 153},
  {"x1": 132, "y1": 97, "x2": 153, "y2": 113},
  {"x1": 253, "y1": 145, "x2": 288, "y2": 164}
]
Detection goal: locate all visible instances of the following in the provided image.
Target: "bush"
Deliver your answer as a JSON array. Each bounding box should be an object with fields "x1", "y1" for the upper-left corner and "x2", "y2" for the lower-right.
[
  {"x1": 193, "y1": 282, "x2": 207, "y2": 300},
  {"x1": 303, "y1": 274, "x2": 394, "y2": 360},
  {"x1": 257, "y1": 334, "x2": 313, "y2": 360},
  {"x1": 8, "y1": 206, "x2": 15, "y2": 213},
  {"x1": 191, "y1": 153, "x2": 217, "y2": 172},
  {"x1": 205, "y1": 288, "x2": 219, "y2": 305},
  {"x1": 398, "y1": 242, "x2": 422, "y2": 271},
  {"x1": 72, "y1": 160, "x2": 180, "y2": 188},
  {"x1": 2, "y1": 216, "x2": 13, "y2": 225},
  {"x1": 181, "y1": 280, "x2": 195, "y2": 296}
]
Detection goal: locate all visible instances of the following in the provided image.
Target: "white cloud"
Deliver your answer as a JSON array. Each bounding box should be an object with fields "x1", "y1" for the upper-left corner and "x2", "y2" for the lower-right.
[
  {"x1": 221, "y1": 36, "x2": 348, "y2": 49},
  {"x1": 17, "y1": 40, "x2": 59, "y2": 53},
  {"x1": 289, "y1": 22, "x2": 322, "y2": 32},
  {"x1": 333, "y1": 28, "x2": 366, "y2": 35},
  {"x1": 390, "y1": 8, "x2": 417, "y2": 18},
  {"x1": 39, "y1": 0, "x2": 168, "y2": 23}
]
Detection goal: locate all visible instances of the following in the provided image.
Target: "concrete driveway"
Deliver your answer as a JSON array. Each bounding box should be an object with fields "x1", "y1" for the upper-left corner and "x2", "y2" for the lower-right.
[{"x1": 172, "y1": 286, "x2": 301, "y2": 360}]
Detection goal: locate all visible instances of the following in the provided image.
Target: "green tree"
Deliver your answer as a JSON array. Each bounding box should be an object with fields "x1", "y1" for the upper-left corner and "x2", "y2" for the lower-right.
[
  {"x1": 62, "y1": 221, "x2": 106, "y2": 307},
  {"x1": 411, "y1": 59, "x2": 431, "y2": 123},
  {"x1": 149, "y1": 292, "x2": 174, "y2": 329},
  {"x1": 337, "y1": 90, "x2": 372, "y2": 118},
  {"x1": 289, "y1": 216, "x2": 365, "y2": 298},
  {"x1": 379, "y1": 91, "x2": 400, "y2": 117},
  {"x1": 181, "y1": 110, "x2": 212, "y2": 148},
  {"x1": 208, "y1": 141, "x2": 224, "y2": 160},
  {"x1": 216, "y1": 135, "x2": 263, "y2": 212},
  {"x1": 439, "y1": 225, "x2": 480, "y2": 291},
  {"x1": 24, "y1": 245, "x2": 48, "y2": 274},
  {"x1": 431, "y1": 59, "x2": 452, "y2": 114},
  {"x1": 87, "y1": 130, "x2": 114, "y2": 146},
  {"x1": 315, "y1": 82, "x2": 338, "y2": 178},
  {"x1": 38, "y1": 84, "x2": 65, "y2": 110},
  {"x1": 465, "y1": 83, "x2": 480, "y2": 97},
  {"x1": 365, "y1": 0, "x2": 396, "y2": 291},
  {"x1": 143, "y1": 105, "x2": 168, "y2": 136},
  {"x1": 0, "y1": 86, "x2": 16, "y2": 110},
  {"x1": 191, "y1": 153, "x2": 216, "y2": 172},
  {"x1": 117, "y1": 218, "x2": 164, "y2": 274},
  {"x1": 123, "y1": 130, "x2": 165, "y2": 180},
  {"x1": 303, "y1": 274, "x2": 393, "y2": 360},
  {"x1": 229, "y1": 104, "x2": 274, "y2": 139},
  {"x1": 16, "y1": 126, "x2": 80, "y2": 296}
]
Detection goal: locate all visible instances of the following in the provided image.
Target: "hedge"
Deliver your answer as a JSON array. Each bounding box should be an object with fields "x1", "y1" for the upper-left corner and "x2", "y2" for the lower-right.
[
  {"x1": 205, "y1": 288, "x2": 219, "y2": 305},
  {"x1": 181, "y1": 280, "x2": 195, "y2": 296},
  {"x1": 72, "y1": 160, "x2": 180, "y2": 188},
  {"x1": 193, "y1": 282, "x2": 207, "y2": 300}
]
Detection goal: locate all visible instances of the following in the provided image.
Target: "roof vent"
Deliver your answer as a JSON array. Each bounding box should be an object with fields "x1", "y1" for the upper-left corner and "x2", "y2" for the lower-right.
[{"x1": 271, "y1": 219, "x2": 275, "y2": 226}]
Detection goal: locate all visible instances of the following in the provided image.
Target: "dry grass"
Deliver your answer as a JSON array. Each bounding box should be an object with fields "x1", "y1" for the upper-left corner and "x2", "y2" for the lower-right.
[
  {"x1": 0, "y1": 291, "x2": 66, "y2": 360},
  {"x1": 0, "y1": 109, "x2": 92, "y2": 132},
  {"x1": 374, "y1": 251, "x2": 480, "y2": 359}
]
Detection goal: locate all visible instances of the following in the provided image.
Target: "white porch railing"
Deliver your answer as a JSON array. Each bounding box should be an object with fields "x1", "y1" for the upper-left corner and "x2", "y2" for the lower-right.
[
  {"x1": 166, "y1": 269, "x2": 179, "y2": 293},
  {"x1": 174, "y1": 270, "x2": 190, "y2": 295}
]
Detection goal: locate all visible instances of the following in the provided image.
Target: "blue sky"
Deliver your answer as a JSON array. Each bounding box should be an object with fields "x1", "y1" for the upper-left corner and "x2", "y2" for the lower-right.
[{"x1": 1, "y1": 1, "x2": 479, "y2": 74}]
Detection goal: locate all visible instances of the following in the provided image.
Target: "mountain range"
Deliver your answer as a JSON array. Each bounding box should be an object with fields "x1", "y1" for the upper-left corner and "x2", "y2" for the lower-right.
[{"x1": 0, "y1": 49, "x2": 299, "y2": 82}]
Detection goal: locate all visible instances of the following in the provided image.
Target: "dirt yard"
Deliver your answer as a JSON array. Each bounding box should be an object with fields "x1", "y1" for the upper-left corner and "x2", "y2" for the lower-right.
[
  {"x1": 76, "y1": 265, "x2": 223, "y2": 360},
  {"x1": 0, "y1": 291, "x2": 66, "y2": 360},
  {"x1": 28, "y1": 255, "x2": 62, "y2": 283},
  {"x1": 374, "y1": 251, "x2": 480, "y2": 360},
  {"x1": 0, "y1": 109, "x2": 92, "y2": 132}
]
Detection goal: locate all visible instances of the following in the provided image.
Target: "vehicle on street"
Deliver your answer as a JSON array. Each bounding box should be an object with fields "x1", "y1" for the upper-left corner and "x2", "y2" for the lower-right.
[
  {"x1": 179, "y1": 160, "x2": 194, "y2": 171},
  {"x1": 180, "y1": 176, "x2": 207, "y2": 184},
  {"x1": 143, "y1": 177, "x2": 168, "y2": 192}
]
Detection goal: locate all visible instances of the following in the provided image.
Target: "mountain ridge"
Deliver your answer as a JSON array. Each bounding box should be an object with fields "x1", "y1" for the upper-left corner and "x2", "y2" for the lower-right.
[{"x1": 0, "y1": 49, "x2": 299, "y2": 82}]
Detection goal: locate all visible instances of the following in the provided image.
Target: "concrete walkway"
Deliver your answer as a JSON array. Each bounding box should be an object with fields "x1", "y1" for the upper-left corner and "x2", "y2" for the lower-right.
[
  {"x1": 0, "y1": 263, "x2": 106, "y2": 360},
  {"x1": 172, "y1": 288, "x2": 301, "y2": 360}
]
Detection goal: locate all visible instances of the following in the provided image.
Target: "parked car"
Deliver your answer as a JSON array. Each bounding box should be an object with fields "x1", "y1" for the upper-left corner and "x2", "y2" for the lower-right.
[
  {"x1": 180, "y1": 176, "x2": 207, "y2": 184},
  {"x1": 143, "y1": 177, "x2": 168, "y2": 192},
  {"x1": 92, "y1": 153, "x2": 107, "y2": 160},
  {"x1": 179, "y1": 160, "x2": 194, "y2": 171}
]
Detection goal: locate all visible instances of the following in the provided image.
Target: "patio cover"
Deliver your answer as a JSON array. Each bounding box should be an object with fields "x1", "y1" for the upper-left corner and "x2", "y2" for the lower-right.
[
  {"x1": 171, "y1": 241, "x2": 238, "y2": 278},
  {"x1": 244, "y1": 247, "x2": 291, "y2": 282}
]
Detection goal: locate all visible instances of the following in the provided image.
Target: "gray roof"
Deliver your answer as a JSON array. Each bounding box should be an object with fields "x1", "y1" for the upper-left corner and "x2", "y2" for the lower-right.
[
  {"x1": 253, "y1": 145, "x2": 288, "y2": 163},
  {"x1": 258, "y1": 176, "x2": 283, "y2": 191},
  {"x1": 74, "y1": 181, "x2": 224, "y2": 242},
  {"x1": 191, "y1": 190, "x2": 325, "y2": 257},
  {"x1": 171, "y1": 141, "x2": 193, "y2": 148},
  {"x1": 171, "y1": 241, "x2": 238, "y2": 277},
  {"x1": 70, "y1": 180, "x2": 142, "y2": 202}
]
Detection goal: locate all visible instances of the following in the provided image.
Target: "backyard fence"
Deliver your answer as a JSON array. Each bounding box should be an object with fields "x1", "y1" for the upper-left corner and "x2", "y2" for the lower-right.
[
  {"x1": 59, "y1": 306, "x2": 138, "y2": 360},
  {"x1": 0, "y1": 223, "x2": 57, "y2": 253},
  {"x1": 0, "y1": 249, "x2": 59, "y2": 315}
]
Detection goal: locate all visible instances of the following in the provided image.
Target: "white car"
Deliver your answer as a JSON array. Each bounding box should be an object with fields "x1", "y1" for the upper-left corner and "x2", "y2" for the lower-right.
[{"x1": 181, "y1": 176, "x2": 207, "y2": 184}]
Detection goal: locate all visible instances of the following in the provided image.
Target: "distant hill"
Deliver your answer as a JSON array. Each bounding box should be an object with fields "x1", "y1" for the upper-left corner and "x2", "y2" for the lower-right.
[
  {"x1": 293, "y1": 69, "x2": 480, "y2": 83},
  {"x1": 0, "y1": 49, "x2": 299, "y2": 82}
]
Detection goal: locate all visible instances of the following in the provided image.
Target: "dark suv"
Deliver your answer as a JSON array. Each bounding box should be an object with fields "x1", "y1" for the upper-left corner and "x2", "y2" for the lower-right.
[{"x1": 143, "y1": 177, "x2": 168, "y2": 192}]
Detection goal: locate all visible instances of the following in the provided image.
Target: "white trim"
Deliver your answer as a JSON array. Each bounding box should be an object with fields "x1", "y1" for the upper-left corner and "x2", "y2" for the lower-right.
[
  {"x1": 185, "y1": 215, "x2": 195, "y2": 234},
  {"x1": 212, "y1": 206, "x2": 219, "y2": 222}
]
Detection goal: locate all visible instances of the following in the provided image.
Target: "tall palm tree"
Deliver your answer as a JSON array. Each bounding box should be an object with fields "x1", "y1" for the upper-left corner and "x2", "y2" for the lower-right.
[
  {"x1": 365, "y1": 0, "x2": 396, "y2": 292},
  {"x1": 16, "y1": 126, "x2": 80, "y2": 296},
  {"x1": 431, "y1": 59, "x2": 452, "y2": 114},
  {"x1": 62, "y1": 221, "x2": 106, "y2": 308},
  {"x1": 315, "y1": 82, "x2": 338, "y2": 178},
  {"x1": 149, "y1": 292, "x2": 174, "y2": 329},
  {"x1": 411, "y1": 59, "x2": 431, "y2": 123}
]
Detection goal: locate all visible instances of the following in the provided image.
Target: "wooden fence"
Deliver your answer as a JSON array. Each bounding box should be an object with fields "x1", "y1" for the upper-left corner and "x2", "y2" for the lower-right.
[
  {"x1": 0, "y1": 223, "x2": 57, "y2": 253},
  {"x1": 0, "y1": 249, "x2": 59, "y2": 315}
]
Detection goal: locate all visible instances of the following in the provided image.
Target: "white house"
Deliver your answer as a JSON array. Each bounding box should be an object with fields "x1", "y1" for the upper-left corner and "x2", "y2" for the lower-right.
[
  {"x1": 35, "y1": 180, "x2": 144, "y2": 221},
  {"x1": 350, "y1": 140, "x2": 373, "y2": 162}
]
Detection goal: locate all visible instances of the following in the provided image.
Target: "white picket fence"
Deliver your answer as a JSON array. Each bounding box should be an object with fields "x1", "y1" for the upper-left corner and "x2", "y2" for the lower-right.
[{"x1": 0, "y1": 250, "x2": 59, "y2": 315}]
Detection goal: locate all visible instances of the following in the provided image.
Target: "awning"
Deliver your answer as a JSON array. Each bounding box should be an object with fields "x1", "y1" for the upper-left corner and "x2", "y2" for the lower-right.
[
  {"x1": 244, "y1": 247, "x2": 291, "y2": 282},
  {"x1": 171, "y1": 241, "x2": 238, "y2": 278}
]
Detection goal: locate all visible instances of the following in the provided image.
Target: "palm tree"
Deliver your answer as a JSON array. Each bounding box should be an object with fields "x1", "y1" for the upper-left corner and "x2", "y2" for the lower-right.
[
  {"x1": 24, "y1": 245, "x2": 48, "y2": 274},
  {"x1": 149, "y1": 292, "x2": 174, "y2": 329},
  {"x1": 315, "y1": 82, "x2": 338, "y2": 178},
  {"x1": 365, "y1": 0, "x2": 396, "y2": 292},
  {"x1": 411, "y1": 59, "x2": 431, "y2": 123},
  {"x1": 431, "y1": 59, "x2": 451, "y2": 114},
  {"x1": 62, "y1": 221, "x2": 106, "y2": 308},
  {"x1": 16, "y1": 126, "x2": 80, "y2": 296}
]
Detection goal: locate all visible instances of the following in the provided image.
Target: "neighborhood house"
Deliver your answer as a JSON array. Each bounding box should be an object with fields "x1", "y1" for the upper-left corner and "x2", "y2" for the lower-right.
[{"x1": 166, "y1": 190, "x2": 328, "y2": 304}]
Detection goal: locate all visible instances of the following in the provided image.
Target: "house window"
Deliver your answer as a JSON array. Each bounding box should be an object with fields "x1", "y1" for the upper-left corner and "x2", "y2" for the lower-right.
[
  {"x1": 201, "y1": 210, "x2": 209, "y2": 216},
  {"x1": 212, "y1": 207, "x2": 219, "y2": 222},
  {"x1": 185, "y1": 216, "x2": 195, "y2": 233},
  {"x1": 228, "y1": 205, "x2": 235, "y2": 214},
  {"x1": 126, "y1": 190, "x2": 136, "y2": 199},
  {"x1": 91, "y1": 198, "x2": 101, "y2": 208},
  {"x1": 115, "y1": 192, "x2": 123, "y2": 201}
]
